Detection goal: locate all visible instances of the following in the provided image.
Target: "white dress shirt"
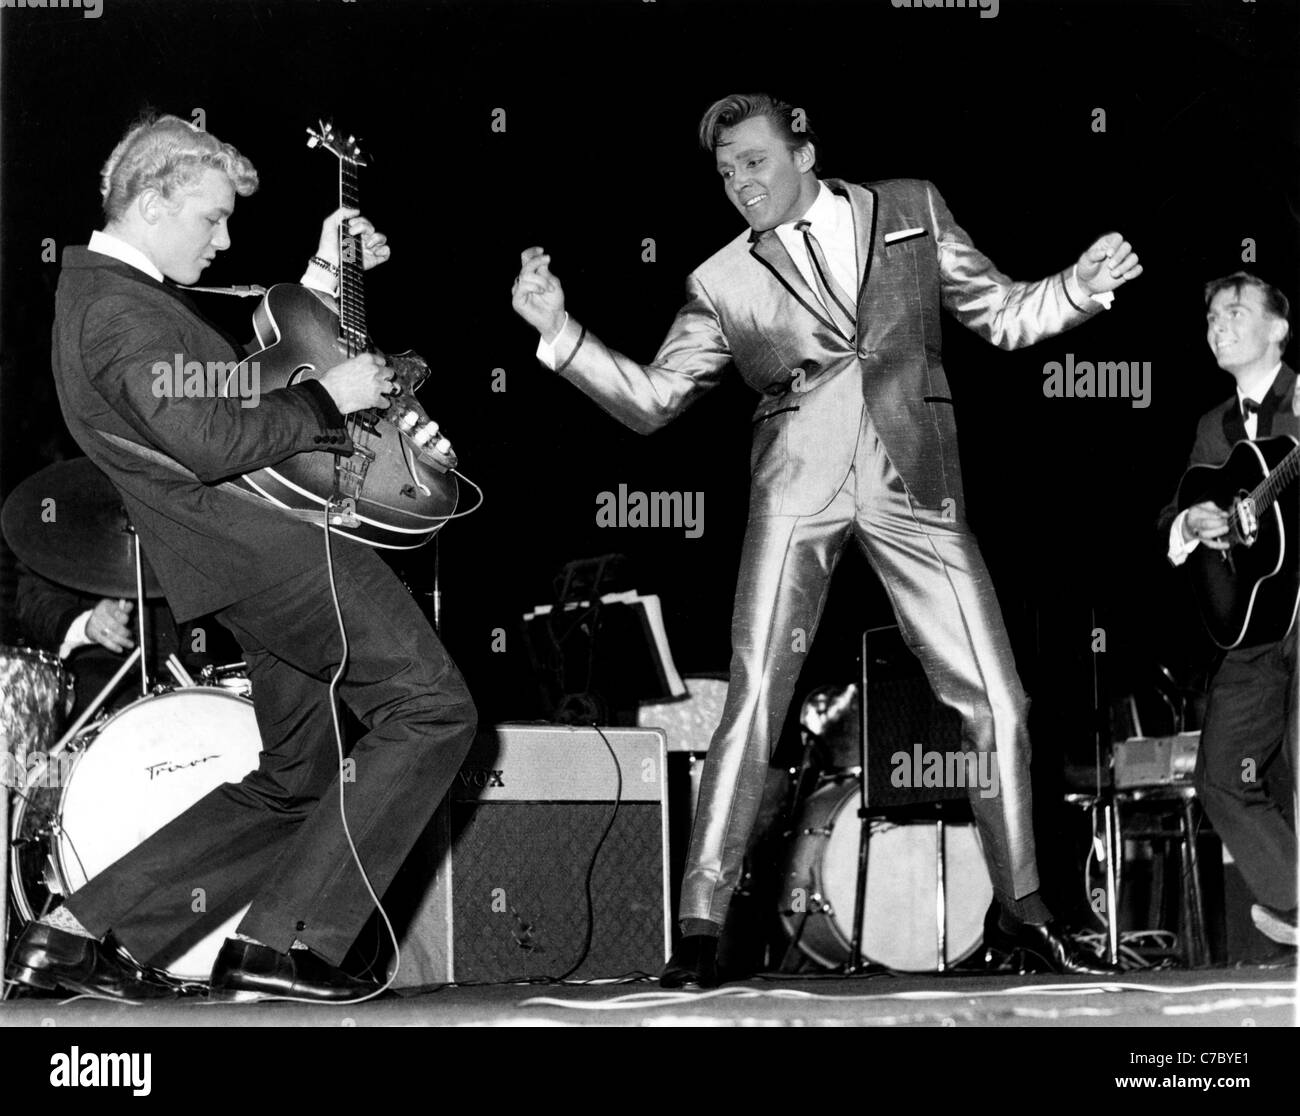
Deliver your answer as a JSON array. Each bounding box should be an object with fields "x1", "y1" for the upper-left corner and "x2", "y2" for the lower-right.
[
  {"x1": 88, "y1": 229, "x2": 165, "y2": 281},
  {"x1": 774, "y1": 182, "x2": 859, "y2": 308}
]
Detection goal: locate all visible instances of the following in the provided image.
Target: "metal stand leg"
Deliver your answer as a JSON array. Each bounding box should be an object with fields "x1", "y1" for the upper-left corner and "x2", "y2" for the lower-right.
[
  {"x1": 1180, "y1": 796, "x2": 1210, "y2": 967},
  {"x1": 1104, "y1": 800, "x2": 1121, "y2": 966},
  {"x1": 847, "y1": 807, "x2": 870, "y2": 972},
  {"x1": 133, "y1": 534, "x2": 149, "y2": 698},
  {"x1": 935, "y1": 818, "x2": 947, "y2": 972}
]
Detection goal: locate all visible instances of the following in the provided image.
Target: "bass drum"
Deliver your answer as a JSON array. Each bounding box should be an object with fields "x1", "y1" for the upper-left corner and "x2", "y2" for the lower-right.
[
  {"x1": 779, "y1": 778, "x2": 992, "y2": 972},
  {"x1": 10, "y1": 688, "x2": 262, "y2": 983}
]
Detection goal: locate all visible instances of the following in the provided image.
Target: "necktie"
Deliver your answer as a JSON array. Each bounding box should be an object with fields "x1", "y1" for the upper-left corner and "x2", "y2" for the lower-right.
[
  {"x1": 1242, "y1": 396, "x2": 1270, "y2": 438},
  {"x1": 795, "y1": 219, "x2": 857, "y2": 339}
]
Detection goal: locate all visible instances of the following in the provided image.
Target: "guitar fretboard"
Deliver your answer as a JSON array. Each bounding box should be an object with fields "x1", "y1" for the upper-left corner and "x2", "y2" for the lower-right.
[
  {"x1": 339, "y1": 158, "x2": 367, "y2": 357},
  {"x1": 1250, "y1": 442, "x2": 1300, "y2": 513}
]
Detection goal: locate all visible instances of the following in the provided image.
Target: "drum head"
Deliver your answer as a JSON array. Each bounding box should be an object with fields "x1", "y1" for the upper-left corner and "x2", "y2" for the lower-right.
[
  {"x1": 55, "y1": 688, "x2": 262, "y2": 980},
  {"x1": 781, "y1": 779, "x2": 993, "y2": 973},
  {"x1": 826, "y1": 815, "x2": 992, "y2": 972}
]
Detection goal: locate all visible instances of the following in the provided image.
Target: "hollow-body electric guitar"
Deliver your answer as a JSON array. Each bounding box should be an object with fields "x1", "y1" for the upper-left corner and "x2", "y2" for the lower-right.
[
  {"x1": 1176, "y1": 434, "x2": 1299, "y2": 649},
  {"x1": 235, "y1": 122, "x2": 458, "y2": 549}
]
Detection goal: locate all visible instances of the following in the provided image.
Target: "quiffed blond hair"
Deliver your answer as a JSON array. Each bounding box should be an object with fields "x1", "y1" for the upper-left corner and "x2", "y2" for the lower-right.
[{"x1": 100, "y1": 113, "x2": 258, "y2": 221}]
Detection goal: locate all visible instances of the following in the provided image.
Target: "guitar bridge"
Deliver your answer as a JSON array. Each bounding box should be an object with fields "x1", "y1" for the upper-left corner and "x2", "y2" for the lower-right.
[{"x1": 327, "y1": 497, "x2": 360, "y2": 527}]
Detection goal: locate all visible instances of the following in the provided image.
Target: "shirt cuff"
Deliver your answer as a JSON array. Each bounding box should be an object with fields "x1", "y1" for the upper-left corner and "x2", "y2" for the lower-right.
[
  {"x1": 535, "y1": 313, "x2": 571, "y2": 371},
  {"x1": 59, "y1": 610, "x2": 93, "y2": 659},
  {"x1": 1168, "y1": 510, "x2": 1198, "y2": 567},
  {"x1": 1069, "y1": 265, "x2": 1114, "y2": 310},
  {"x1": 301, "y1": 261, "x2": 338, "y2": 298}
]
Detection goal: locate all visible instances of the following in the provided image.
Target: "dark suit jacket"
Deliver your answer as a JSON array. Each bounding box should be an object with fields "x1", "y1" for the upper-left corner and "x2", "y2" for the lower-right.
[
  {"x1": 554, "y1": 178, "x2": 1101, "y2": 518},
  {"x1": 1157, "y1": 363, "x2": 1299, "y2": 540},
  {"x1": 51, "y1": 247, "x2": 351, "y2": 621}
]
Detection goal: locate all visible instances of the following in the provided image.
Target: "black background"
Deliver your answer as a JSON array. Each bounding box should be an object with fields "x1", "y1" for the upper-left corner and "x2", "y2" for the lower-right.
[{"x1": 1, "y1": 0, "x2": 1297, "y2": 912}]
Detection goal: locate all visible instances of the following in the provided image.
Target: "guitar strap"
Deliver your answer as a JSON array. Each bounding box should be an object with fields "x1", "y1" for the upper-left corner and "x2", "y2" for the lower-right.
[{"x1": 92, "y1": 428, "x2": 324, "y2": 525}]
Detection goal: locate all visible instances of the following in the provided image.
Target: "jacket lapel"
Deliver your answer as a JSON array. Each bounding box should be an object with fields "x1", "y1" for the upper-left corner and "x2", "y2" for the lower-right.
[
  {"x1": 747, "y1": 227, "x2": 839, "y2": 337},
  {"x1": 1260, "y1": 363, "x2": 1296, "y2": 437},
  {"x1": 828, "y1": 179, "x2": 877, "y2": 305},
  {"x1": 1221, "y1": 397, "x2": 1246, "y2": 446},
  {"x1": 746, "y1": 177, "x2": 878, "y2": 341}
]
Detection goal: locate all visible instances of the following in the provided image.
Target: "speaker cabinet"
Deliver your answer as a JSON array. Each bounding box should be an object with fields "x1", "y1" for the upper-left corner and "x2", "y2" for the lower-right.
[
  {"x1": 862, "y1": 626, "x2": 968, "y2": 811},
  {"x1": 390, "y1": 724, "x2": 671, "y2": 986}
]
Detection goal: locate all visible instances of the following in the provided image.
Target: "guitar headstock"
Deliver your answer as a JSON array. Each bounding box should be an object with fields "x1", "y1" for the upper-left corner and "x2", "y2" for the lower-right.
[{"x1": 306, "y1": 120, "x2": 368, "y2": 167}]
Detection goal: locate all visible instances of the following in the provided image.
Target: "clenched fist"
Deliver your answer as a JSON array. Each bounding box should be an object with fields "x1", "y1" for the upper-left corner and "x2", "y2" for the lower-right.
[{"x1": 512, "y1": 246, "x2": 567, "y2": 341}]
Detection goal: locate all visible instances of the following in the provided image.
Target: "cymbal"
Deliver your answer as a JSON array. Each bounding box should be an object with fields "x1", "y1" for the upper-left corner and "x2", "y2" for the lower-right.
[{"x1": 2, "y1": 458, "x2": 165, "y2": 599}]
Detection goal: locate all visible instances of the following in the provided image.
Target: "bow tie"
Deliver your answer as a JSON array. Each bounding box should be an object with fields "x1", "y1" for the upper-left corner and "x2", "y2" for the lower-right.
[{"x1": 1241, "y1": 397, "x2": 1263, "y2": 420}]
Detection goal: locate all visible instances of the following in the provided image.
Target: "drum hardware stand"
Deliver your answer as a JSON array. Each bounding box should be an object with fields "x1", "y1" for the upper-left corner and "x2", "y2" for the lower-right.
[
  {"x1": 43, "y1": 648, "x2": 143, "y2": 762},
  {"x1": 2, "y1": 648, "x2": 140, "y2": 996},
  {"x1": 783, "y1": 728, "x2": 822, "y2": 830},
  {"x1": 1089, "y1": 605, "x2": 1121, "y2": 967},
  {"x1": 128, "y1": 521, "x2": 150, "y2": 698},
  {"x1": 845, "y1": 800, "x2": 872, "y2": 974}
]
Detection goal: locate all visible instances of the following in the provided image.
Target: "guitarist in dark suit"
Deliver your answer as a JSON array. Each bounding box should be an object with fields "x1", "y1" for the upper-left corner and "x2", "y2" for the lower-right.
[
  {"x1": 1159, "y1": 271, "x2": 1297, "y2": 948},
  {"x1": 6, "y1": 114, "x2": 477, "y2": 1001}
]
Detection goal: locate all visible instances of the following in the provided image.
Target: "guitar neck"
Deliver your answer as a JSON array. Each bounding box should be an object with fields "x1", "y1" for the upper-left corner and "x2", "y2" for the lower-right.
[
  {"x1": 1251, "y1": 442, "x2": 1300, "y2": 513},
  {"x1": 338, "y1": 157, "x2": 367, "y2": 356}
]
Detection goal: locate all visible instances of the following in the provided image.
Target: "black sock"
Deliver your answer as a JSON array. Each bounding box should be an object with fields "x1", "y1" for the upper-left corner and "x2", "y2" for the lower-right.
[
  {"x1": 996, "y1": 890, "x2": 1052, "y2": 931},
  {"x1": 679, "y1": 918, "x2": 722, "y2": 939}
]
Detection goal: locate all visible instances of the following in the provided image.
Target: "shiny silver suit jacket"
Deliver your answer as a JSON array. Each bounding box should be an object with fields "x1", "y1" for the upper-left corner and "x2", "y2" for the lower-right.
[{"x1": 556, "y1": 177, "x2": 1102, "y2": 515}]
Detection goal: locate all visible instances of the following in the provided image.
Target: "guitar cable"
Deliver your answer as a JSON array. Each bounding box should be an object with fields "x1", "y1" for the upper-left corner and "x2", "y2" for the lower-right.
[
  {"x1": 316, "y1": 498, "x2": 403, "y2": 1005},
  {"x1": 209, "y1": 502, "x2": 403, "y2": 1008}
]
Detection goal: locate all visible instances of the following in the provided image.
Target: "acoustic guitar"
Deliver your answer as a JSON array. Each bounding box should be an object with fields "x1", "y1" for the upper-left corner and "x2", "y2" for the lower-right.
[{"x1": 1177, "y1": 434, "x2": 1299, "y2": 649}]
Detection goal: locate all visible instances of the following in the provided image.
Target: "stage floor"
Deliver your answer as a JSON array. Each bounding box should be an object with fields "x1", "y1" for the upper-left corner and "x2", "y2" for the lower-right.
[{"x1": 1, "y1": 966, "x2": 1294, "y2": 1028}]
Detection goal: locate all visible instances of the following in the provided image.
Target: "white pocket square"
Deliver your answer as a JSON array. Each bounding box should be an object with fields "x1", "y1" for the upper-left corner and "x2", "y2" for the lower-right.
[{"x1": 885, "y1": 227, "x2": 927, "y2": 244}]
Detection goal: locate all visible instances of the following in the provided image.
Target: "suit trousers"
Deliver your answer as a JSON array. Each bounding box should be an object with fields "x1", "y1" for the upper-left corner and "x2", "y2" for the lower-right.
[
  {"x1": 1194, "y1": 627, "x2": 1297, "y2": 912},
  {"x1": 680, "y1": 408, "x2": 1039, "y2": 926},
  {"x1": 67, "y1": 539, "x2": 477, "y2": 968}
]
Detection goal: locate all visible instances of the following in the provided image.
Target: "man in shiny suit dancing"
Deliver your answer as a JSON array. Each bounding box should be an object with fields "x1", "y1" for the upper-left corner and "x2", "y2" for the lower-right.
[{"x1": 512, "y1": 93, "x2": 1141, "y2": 984}]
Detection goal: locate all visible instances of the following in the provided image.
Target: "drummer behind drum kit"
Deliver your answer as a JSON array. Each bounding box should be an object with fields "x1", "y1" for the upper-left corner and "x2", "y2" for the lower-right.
[{"x1": 2, "y1": 459, "x2": 263, "y2": 988}]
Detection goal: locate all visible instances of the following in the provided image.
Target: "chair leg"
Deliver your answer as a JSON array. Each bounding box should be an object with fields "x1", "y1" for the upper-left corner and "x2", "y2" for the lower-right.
[{"x1": 1181, "y1": 797, "x2": 1210, "y2": 967}]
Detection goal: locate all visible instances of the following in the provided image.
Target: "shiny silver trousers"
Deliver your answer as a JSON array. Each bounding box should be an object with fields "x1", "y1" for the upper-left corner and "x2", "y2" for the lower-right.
[{"x1": 680, "y1": 409, "x2": 1040, "y2": 926}]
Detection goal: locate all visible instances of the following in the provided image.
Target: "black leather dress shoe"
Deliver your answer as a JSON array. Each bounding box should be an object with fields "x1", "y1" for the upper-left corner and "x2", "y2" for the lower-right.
[
  {"x1": 660, "y1": 934, "x2": 719, "y2": 989},
  {"x1": 983, "y1": 904, "x2": 1121, "y2": 977},
  {"x1": 208, "y1": 939, "x2": 379, "y2": 1003},
  {"x1": 6, "y1": 922, "x2": 173, "y2": 1000}
]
